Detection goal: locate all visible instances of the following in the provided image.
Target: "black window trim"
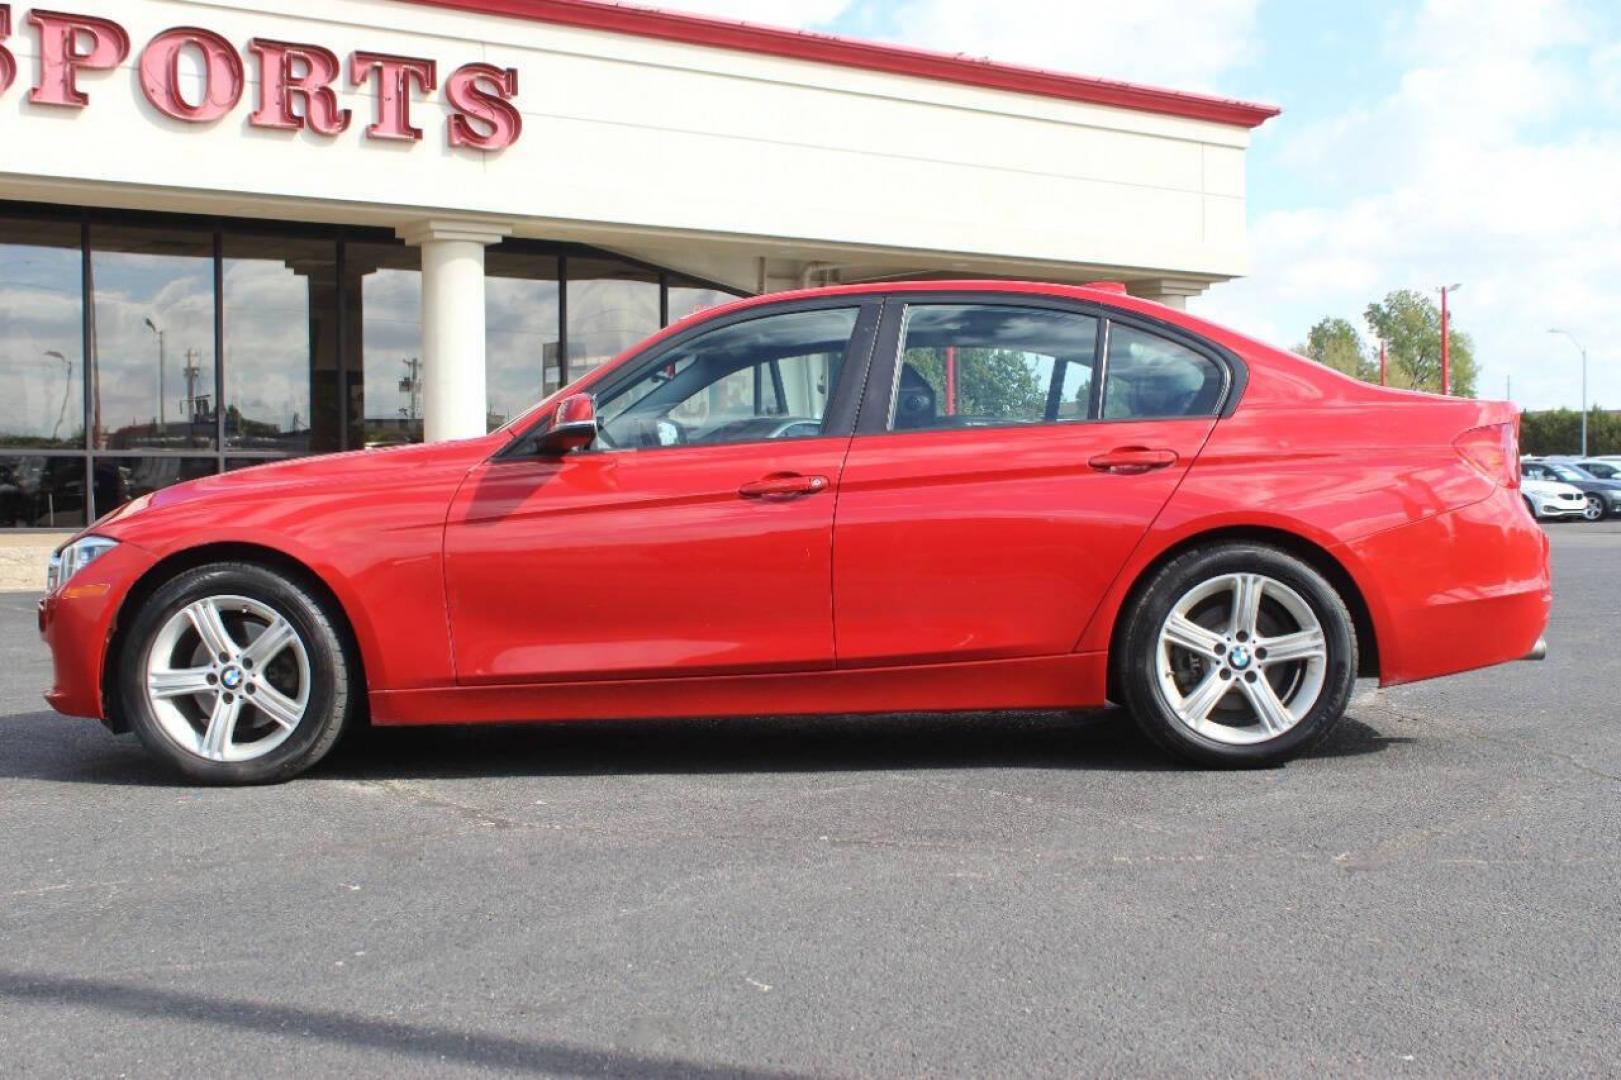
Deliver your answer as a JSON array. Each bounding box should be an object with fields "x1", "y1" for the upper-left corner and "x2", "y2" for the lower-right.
[
  {"x1": 498, "y1": 296, "x2": 883, "y2": 461},
  {"x1": 856, "y1": 291, "x2": 1247, "y2": 438}
]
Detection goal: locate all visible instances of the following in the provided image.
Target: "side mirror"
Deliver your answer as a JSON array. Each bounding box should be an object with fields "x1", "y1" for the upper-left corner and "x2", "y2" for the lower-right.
[{"x1": 534, "y1": 394, "x2": 598, "y2": 456}]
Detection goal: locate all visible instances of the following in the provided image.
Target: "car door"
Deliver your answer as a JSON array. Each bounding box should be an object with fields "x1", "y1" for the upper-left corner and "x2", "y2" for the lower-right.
[
  {"x1": 832, "y1": 298, "x2": 1228, "y2": 668},
  {"x1": 444, "y1": 301, "x2": 879, "y2": 685}
]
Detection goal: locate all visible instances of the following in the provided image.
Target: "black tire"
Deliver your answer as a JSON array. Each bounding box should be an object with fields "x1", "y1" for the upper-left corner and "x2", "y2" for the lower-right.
[
  {"x1": 1523, "y1": 495, "x2": 1541, "y2": 522},
  {"x1": 116, "y1": 562, "x2": 356, "y2": 785},
  {"x1": 1116, "y1": 543, "x2": 1358, "y2": 768}
]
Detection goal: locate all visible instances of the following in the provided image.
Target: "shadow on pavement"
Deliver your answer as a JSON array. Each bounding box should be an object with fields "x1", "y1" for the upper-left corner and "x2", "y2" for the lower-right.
[
  {"x1": 0, "y1": 970, "x2": 799, "y2": 1079},
  {"x1": 0, "y1": 705, "x2": 1408, "y2": 785}
]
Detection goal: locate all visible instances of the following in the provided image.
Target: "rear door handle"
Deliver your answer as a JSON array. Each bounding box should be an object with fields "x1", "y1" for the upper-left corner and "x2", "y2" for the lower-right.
[
  {"x1": 739, "y1": 474, "x2": 830, "y2": 499},
  {"x1": 1088, "y1": 447, "x2": 1179, "y2": 475}
]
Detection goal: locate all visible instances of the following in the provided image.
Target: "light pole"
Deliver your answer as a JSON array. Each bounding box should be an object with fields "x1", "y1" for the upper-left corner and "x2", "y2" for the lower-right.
[
  {"x1": 1549, "y1": 328, "x2": 1589, "y2": 456},
  {"x1": 44, "y1": 350, "x2": 70, "y2": 442},
  {"x1": 1435, "y1": 283, "x2": 1461, "y2": 395},
  {"x1": 144, "y1": 317, "x2": 166, "y2": 430}
]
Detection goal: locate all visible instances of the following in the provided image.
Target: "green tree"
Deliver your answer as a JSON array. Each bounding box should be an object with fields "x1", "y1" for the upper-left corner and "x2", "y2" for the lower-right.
[
  {"x1": 1521, "y1": 405, "x2": 1621, "y2": 456},
  {"x1": 1296, "y1": 317, "x2": 1377, "y2": 381},
  {"x1": 1363, "y1": 289, "x2": 1478, "y2": 398},
  {"x1": 907, "y1": 348, "x2": 1047, "y2": 418}
]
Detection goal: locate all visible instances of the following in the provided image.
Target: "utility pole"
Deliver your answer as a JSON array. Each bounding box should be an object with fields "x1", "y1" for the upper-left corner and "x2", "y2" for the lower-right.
[
  {"x1": 1378, "y1": 339, "x2": 1388, "y2": 387},
  {"x1": 144, "y1": 317, "x2": 167, "y2": 430},
  {"x1": 182, "y1": 348, "x2": 203, "y2": 421},
  {"x1": 399, "y1": 357, "x2": 423, "y2": 421},
  {"x1": 44, "y1": 350, "x2": 71, "y2": 442},
  {"x1": 1435, "y1": 284, "x2": 1461, "y2": 396},
  {"x1": 1549, "y1": 329, "x2": 1589, "y2": 456}
]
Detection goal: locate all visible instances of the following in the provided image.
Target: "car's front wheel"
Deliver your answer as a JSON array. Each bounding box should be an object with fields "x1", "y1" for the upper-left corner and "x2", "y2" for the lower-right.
[
  {"x1": 1116, "y1": 544, "x2": 1358, "y2": 768},
  {"x1": 1582, "y1": 494, "x2": 1605, "y2": 522},
  {"x1": 116, "y1": 562, "x2": 356, "y2": 785}
]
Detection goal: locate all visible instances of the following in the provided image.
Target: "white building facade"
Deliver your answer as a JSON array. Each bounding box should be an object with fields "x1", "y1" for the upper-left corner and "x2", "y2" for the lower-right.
[{"x1": 0, "y1": 0, "x2": 1276, "y2": 533}]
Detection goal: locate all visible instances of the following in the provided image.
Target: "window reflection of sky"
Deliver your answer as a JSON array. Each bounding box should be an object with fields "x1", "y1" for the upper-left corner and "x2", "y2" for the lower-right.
[
  {"x1": 0, "y1": 222, "x2": 83, "y2": 447},
  {"x1": 90, "y1": 229, "x2": 215, "y2": 448}
]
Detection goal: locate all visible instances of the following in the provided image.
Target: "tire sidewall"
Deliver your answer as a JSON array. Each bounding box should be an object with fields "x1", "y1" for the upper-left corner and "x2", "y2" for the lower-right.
[
  {"x1": 1121, "y1": 544, "x2": 1358, "y2": 767},
  {"x1": 119, "y1": 563, "x2": 350, "y2": 785}
]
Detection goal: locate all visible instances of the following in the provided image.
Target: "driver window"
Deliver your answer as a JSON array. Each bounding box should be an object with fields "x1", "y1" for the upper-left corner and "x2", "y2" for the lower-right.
[{"x1": 597, "y1": 308, "x2": 859, "y2": 449}]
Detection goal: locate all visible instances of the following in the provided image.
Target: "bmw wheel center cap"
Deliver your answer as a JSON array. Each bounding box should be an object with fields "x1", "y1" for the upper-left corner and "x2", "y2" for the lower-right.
[{"x1": 1229, "y1": 646, "x2": 1252, "y2": 670}]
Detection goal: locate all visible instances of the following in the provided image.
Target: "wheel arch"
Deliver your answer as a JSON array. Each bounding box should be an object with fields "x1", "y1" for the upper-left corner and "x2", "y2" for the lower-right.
[
  {"x1": 101, "y1": 542, "x2": 369, "y2": 734},
  {"x1": 1103, "y1": 525, "x2": 1380, "y2": 703}
]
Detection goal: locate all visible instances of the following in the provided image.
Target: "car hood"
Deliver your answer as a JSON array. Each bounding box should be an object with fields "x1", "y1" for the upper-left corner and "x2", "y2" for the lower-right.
[
  {"x1": 91, "y1": 434, "x2": 510, "y2": 540},
  {"x1": 1521, "y1": 479, "x2": 1583, "y2": 497}
]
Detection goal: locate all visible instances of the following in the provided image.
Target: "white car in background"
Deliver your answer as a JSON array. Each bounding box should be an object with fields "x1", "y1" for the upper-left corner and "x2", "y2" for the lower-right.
[{"x1": 1521, "y1": 476, "x2": 1588, "y2": 521}]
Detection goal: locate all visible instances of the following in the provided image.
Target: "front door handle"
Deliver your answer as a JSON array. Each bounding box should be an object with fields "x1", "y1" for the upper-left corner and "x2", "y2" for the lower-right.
[
  {"x1": 1088, "y1": 447, "x2": 1179, "y2": 475},
  {"x1": 739, "y1": 473, "x2": 830, "y2": 499}
]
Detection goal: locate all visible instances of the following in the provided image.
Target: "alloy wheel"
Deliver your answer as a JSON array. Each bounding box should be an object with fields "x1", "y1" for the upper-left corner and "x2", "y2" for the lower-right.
[
  {"x1": 144, "y1": 595, "x2": 312, "y2": 763},
  {"x1": 1583, "y1": 495, "x2": 1604, "y2": 522},
  {"x1": 1156, "y1": 573, "x2": 1329, "y2": 746}
]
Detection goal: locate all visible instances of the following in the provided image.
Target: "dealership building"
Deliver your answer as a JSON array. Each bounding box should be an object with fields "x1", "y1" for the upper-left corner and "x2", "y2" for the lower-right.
[{"x1": 0, "y1": 0, "x2": 1276, "y2": 544}]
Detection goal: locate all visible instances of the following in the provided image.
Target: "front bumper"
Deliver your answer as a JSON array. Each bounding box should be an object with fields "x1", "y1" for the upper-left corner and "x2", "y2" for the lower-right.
[
  {"x1": 1536, "y1": 498, "x2": 1587, "y2": 518},
  {"x1": 38, "y1": 541, "x2": 157, "y2": 721}
]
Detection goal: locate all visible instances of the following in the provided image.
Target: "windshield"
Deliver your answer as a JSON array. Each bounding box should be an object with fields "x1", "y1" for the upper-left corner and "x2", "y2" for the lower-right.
[{"x1": 1546, "y1": 463, "x2": 1594, "y2": 482}]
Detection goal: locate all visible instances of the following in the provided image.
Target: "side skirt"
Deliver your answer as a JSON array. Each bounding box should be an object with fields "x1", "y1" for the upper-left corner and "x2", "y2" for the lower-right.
[{"x1": 370, "y1": 652, "x2": 1108, "y2": 726}]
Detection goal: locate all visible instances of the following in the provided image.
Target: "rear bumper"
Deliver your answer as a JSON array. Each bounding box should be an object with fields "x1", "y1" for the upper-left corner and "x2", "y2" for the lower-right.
[
  {"x1": 38, "y1": 542, "x2": 157, "y2": 721},
  {"x1": 1347, "y1": 487, "x2": 1552, "y2": 687}
]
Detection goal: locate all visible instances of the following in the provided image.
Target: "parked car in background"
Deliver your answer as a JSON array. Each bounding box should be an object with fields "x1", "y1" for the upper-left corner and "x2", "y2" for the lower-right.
[
  {"x1": 38, "y1": 281, "x2": 1552, "y2": 784},
  {"x1": 1520, "y1": 475, "x2": 1591, "y2": 521},
  {"x1": 1576, "y1": 460, "x2": 1621, "y2": 480},
  {"x1": 1522, "y1": 460, "x2": 1621, "y2": 521}
]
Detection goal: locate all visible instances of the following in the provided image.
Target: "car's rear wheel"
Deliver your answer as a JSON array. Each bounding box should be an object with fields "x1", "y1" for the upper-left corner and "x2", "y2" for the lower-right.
[
  {"x1": 1117, "y1": 544, "x2": 1357, "y2": 767},
  {"x1": 1582, "y1": 495, "x2": 1605, "y2": 522},
  {"x1": 117, "y1": 562, "x2": 355, "y2": 785}
]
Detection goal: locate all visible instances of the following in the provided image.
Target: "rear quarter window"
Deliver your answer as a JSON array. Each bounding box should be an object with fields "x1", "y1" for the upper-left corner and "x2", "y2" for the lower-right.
[{"x1": 1103, "y1": 324, "x2": 1225, "y2": 420}]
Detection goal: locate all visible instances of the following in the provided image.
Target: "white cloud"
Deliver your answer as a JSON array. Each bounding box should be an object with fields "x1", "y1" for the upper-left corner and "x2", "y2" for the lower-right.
[
  {"x1": 1199, "y1": 0, "x2": 1621, "y2": 412},
  {"x1": 869, "y1": 0, "x2": 1261, "y2": 91},
  {"x1": 646, "y1": 1, "x2": 854, "y2": 29},
  {"x1": 657, "y1": 0, "x2": 1261, "y2": 92}
]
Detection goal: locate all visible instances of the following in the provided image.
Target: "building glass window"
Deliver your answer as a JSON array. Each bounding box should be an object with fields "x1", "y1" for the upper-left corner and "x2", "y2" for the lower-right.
[
  {"x1": 93, "y1": 457, "x2": 217, "y2": 513},
  {"x1": 667, "y1": 278, "x2": 740, "y2": 325},
  {"x1": 0, "y1": 219, "x2": 84, "y2": 450},
  {"x1": 0, "y1": 201, "x2": 756, "y2": 529},
  {"x1": 486, "y1": 249, "x2": 561, "y2": 426},
  {"x1": 90, "y1": 225, "x2": 217, "y2": 451},
  {"x1": 565, "y1": 258, "x2": 659, "y2": 386},
  {"x1": 0, "y1": 455, "x2": 87, "y2": 528},
  {"x1": 348, "y1": 242, "x2": 423, "y2": 448},
  {"x1": 222, "y1": 235, "x2": 338, "y2": 454}
]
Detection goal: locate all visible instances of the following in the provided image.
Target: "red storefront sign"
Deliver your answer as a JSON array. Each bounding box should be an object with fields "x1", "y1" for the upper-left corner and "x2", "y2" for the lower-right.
[{"x1": 0, "y1": 5, "x2": 523, "y2": 150}]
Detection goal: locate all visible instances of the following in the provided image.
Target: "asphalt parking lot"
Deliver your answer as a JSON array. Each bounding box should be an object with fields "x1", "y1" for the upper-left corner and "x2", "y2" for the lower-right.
[{"x1": 1, "y1": 524, "x2": 1617, "y2": 1078}]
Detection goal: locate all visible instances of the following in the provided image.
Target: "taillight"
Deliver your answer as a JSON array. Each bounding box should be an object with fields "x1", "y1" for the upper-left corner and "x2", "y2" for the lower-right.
[{"x1": 1454, "y1": 423, "x2": 1519, "y2": 489}]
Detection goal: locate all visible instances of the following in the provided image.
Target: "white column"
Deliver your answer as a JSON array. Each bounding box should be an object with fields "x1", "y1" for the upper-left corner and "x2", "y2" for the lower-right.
[
  {"x1": 1126, "y1": 277, "x2": 1212, "y2": 310},
  {"x1": 397, "y1": 219, "x2": 512, "y2": 442}
]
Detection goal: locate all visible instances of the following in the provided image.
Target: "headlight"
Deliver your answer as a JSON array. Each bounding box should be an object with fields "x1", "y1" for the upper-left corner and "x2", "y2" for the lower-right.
[{"x1": 46, "y1": 536, "x2": 119, "y2": 594}]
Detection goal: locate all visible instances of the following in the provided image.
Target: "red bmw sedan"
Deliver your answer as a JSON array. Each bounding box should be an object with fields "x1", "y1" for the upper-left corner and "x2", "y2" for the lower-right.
[{"x1": 39, "y1": 282, "x2": 1550, "y2": 784}]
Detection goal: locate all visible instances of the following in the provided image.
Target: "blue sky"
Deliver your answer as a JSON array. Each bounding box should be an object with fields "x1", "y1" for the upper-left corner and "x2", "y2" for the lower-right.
[{"x1": 657, "y1": 0, "x2": 1620, "y2": 410}]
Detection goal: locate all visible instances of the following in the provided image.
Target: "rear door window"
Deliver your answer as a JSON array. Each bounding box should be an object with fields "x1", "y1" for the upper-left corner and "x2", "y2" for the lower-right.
[{"x1": 889, "y1": 305, "x2": 1099, "y2": 431}]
